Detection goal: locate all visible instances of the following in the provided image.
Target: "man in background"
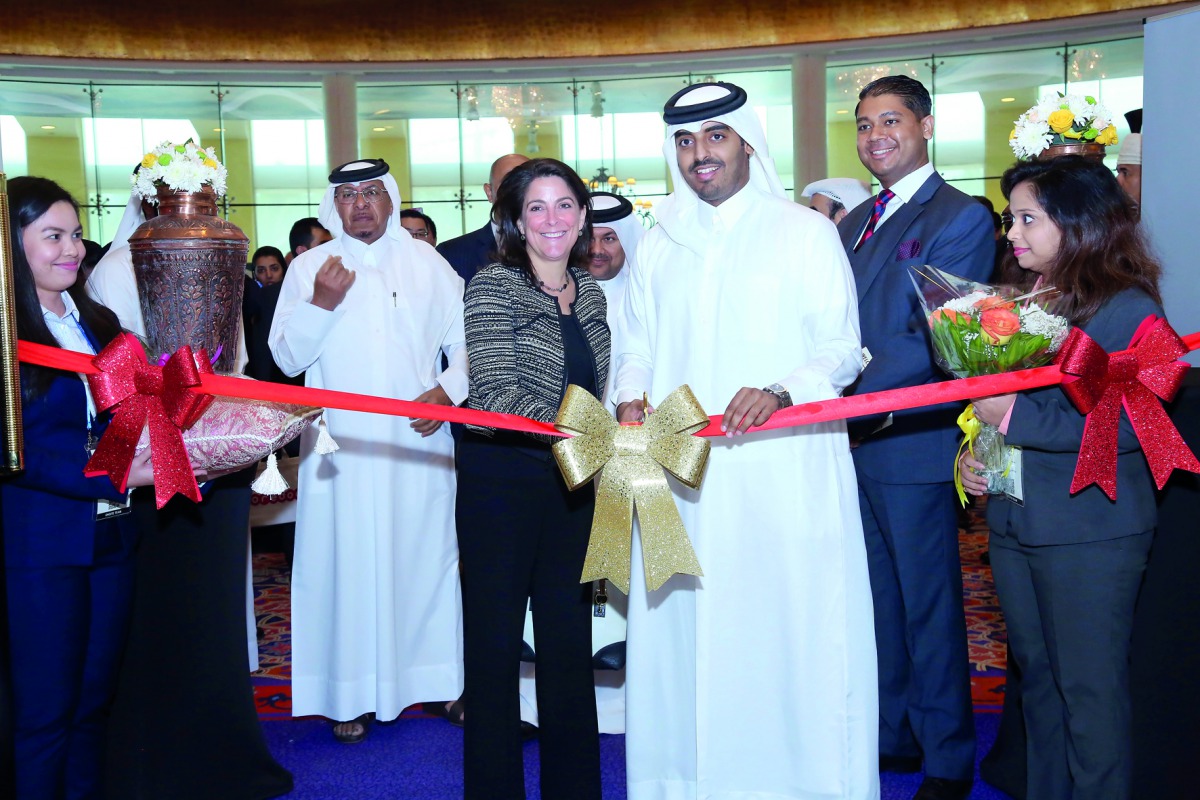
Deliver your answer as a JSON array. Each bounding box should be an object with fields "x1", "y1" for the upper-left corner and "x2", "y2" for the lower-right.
[
  {"x1": 436, "y1": 153, "x2": 528, "y2": 284},
  {"x1": 287, "y1": 217, "x2": 332, "y2": 264},
  {"x1": 401, "y1": 208, "x2": 438, "y2": 246},
  {"x1": 801, "y1": 177, "x2": 870, "y2": 224}
]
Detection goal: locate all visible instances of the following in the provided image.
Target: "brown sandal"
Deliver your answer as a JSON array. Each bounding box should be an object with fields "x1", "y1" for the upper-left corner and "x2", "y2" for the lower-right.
[{"x1": 333, "y1": 713, "x2": 372, "y2": 744}]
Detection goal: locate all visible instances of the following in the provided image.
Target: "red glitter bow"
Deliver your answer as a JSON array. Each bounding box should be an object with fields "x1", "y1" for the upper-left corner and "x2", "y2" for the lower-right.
[
  {"x1": 1057, "y1": 315, "x2": 1200, "y2": 500},
  {"x1": 83, "y1": 333, "x2": 215, "y2": 508}
]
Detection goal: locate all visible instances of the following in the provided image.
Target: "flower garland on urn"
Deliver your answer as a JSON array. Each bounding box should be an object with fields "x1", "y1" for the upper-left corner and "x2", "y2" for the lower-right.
[
  {"x1": 1009, "y1": 92, "x2": 1119, "y2": 162},
  {"x1": 127, "y1": 140, "x2": 247, "y2": 373}
]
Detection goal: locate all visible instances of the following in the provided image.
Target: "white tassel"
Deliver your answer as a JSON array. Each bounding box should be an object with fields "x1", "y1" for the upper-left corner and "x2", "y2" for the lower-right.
[
  {"x1": 251, "y1": 452, "x2": 290, "y2": 496},
  {"x1": 314, "y1": 415, "x2": 340, "y2": 455}
]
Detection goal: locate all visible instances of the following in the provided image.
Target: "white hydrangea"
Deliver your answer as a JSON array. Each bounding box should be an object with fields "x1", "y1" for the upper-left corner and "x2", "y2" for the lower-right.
[
  {"x1": 1019, "y1": 304, "x2": 1071, "y2": 349},
  {"x1": 941, "y1": 291, "x2": 992, "y2": 315}
]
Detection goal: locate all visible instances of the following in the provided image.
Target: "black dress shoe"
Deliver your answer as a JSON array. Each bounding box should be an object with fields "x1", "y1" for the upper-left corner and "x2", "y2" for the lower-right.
[
  {"x1": 880, "y1": 755, "x2": 923, "y2": 773},
  {"x1": 913, "y1": 776, "x2": 973, "y2": 800}
]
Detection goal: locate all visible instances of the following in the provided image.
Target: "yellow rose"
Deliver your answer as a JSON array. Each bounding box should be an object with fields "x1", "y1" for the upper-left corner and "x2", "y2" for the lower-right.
[
  {"x1": 1062, "y1": 129, "x2": 1082, "y2": 140},
  {"x1": 1095, "y1": 125, "x2": 1119, "y2": 146},
  {"x1": 141, "y1": 153, "x2": 157, "y2": 168},
  {"x1": 1048, "y1": 109, "x2": 1075, "y2": 134},
  {"x1": 203, "y1": 158, "x2": 217, "y2": 168},
  {"x1": 1009, "y1": 128, "x2": 1017, "y2": 141}
]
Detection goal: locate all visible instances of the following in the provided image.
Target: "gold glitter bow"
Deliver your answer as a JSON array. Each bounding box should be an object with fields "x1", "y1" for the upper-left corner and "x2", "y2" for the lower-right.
[{"x1": 552, "y1": 384, "x2": 709, "y2": 593}]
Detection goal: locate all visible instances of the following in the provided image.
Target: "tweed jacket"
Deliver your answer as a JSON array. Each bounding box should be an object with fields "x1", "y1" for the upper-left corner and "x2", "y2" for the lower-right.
[{"x1": 464, "y1": 263, "x2": 610, "y2": 440}]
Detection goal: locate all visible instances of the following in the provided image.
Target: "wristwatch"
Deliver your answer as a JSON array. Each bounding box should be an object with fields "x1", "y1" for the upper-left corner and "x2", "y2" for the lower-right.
[{"x1": 762, "y1": 383, "x2": 792, "y2": 409}]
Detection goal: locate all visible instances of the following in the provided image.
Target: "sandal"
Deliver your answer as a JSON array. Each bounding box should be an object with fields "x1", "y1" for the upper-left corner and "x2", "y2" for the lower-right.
[
  {"x1": 333, "y1": 713, "x2": 372, "y2": 744},
  {"x1": 444, "y1": 698, "x2": 465, "y2": 728}
]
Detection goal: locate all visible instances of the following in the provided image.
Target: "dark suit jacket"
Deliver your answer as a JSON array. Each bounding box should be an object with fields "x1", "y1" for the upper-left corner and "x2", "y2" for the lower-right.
[
  {"x1": 988, "y1": 288, "x2": 1163, "y2": 546},
  {"x1": 436, "y1": 222, "x2": 496, "y2": 285},
  {"x1": 839, "y1": 170, "x2": 994, "y2": 484},
  {"x1": 1, "y1": 372, "x2": 136, "y2": 568}
]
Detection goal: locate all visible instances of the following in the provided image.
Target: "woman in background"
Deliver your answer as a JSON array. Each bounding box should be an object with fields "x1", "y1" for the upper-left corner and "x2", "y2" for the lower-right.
[
  {"x1": 961, "y1": 156, "x2": 1163, "y2": 800},
  {"x1": 1, "y1": 176, "x2": 155, "y2": 799}
]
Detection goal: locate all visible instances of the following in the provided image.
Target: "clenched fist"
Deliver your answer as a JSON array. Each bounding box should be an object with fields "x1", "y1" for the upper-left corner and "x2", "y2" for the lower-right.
[{"x1": 311, "y1": 255, "x2": 356, "y2": 311}]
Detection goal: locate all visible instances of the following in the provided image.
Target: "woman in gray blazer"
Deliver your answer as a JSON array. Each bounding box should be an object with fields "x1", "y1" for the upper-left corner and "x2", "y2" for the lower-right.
[
  {"x1": 456, "y1": 158, "x2": 609, "y2": 800},
  {"x1": 961, "y1": 156, "x2": 1164, "y2": 800}
]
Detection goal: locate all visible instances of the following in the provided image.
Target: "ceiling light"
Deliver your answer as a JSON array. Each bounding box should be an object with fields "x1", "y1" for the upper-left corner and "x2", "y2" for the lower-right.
[
  {"x1": 835, "y1": 109, "x2": 848, "y2": 115},
  {"x1": 372, "y1": 126, "x2": 387, "y2": 132},
  {"x1": 41, "y1": 124, "x2": 56, "y2": 130},
  {"x1": 1000, "y1": 97, "x2": 1015, "y2": 103}
]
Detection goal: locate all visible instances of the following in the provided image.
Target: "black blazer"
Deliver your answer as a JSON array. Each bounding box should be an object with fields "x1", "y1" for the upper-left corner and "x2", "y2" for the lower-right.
[
  {"x1": 988, "y1": 287, "x2": 1164, "y2": 546},
  {"x1": 838, "y1": 170, "x2": 995, "y2": 483},
  {"x1": 436, "y1": 222, "x2": 496, "y2": 285}
]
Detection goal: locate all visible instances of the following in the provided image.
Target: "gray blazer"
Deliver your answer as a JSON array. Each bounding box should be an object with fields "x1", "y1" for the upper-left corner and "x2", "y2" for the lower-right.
[
  {"x1": 463, "y1": 263, "x2": 610, "y2": 440},
  {"x1": 987, "y1": 287, "x2": 1164, "y2": 545}
]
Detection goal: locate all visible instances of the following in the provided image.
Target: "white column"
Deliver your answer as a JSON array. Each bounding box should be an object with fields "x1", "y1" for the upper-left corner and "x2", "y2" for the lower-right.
[
  {"x1": 791, "y1": 53, "x2": 827, "y2": 196},
  {"x1": 323, "y1": 73, "x2": 358, "y2": 171}
]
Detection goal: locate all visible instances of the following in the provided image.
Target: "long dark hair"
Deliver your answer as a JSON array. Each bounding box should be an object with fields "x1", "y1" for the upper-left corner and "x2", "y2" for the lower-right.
[
  {"x1": 493, "y1": 158, "x2": 592, "y2": 288},
  {"x1": 9, "y1": 176, "x2": 123, "y2": 400},
  {"x1": 999, "y1": 156, "x2": 1161, "y2": 325}
]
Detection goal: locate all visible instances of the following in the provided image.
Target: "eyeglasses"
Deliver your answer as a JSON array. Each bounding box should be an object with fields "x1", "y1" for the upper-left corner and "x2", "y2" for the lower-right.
[
  {"x1": 334, "y1": 186, "x2": 388, "y2": 205},
  {"x1": 406, "y1": 228, "x2": 431, "y2": 239}
]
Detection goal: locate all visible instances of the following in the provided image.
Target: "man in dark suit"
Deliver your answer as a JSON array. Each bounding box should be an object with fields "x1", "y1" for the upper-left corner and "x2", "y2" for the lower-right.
[
  {"x1": 436, "y1": 153, "x2": 528, "y2": 284},
  {"x1": 837, "y1": 75, "x2": 994, "y2": 800}
]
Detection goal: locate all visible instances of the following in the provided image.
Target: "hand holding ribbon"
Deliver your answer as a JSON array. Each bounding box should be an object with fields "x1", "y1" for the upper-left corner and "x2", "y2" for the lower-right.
[
  {"x1": 83, "y1": 333, "x2": 215, "y2": 508},
  {"x1": 552, "y1": 385, "x2": 709, "y2": 593},
  {"x1": 1057, "y1": 316, "x2": 1200, "y2": 499}
]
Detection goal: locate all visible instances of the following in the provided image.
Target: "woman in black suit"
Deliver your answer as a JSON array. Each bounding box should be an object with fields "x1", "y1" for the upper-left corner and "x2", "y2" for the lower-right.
[
  {"x1": 961, "y1": 156, "x2": 1164, "y2": 800},
  {"x1": 456, "y1": 158, "x2": 608, "y2": 800},
  {"x1": 2, "y1": 176, "x2": 156, "y2": 799}
]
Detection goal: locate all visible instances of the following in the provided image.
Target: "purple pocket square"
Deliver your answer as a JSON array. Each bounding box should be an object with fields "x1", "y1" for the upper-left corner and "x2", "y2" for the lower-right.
[{"x1": 897, "y1": 239, "x2": 922, "y2": 260}]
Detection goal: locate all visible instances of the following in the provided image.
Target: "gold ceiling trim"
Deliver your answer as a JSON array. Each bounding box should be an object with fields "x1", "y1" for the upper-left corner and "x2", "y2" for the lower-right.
[{"x1": 0, "y1": 1, "x2": 1176, "y2": 64}]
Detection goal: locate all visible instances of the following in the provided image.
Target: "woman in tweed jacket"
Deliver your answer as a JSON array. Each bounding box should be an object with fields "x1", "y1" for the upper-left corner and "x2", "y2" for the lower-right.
[{"x1": 456, "y1": 158, "x2": 609, "y2": 800}]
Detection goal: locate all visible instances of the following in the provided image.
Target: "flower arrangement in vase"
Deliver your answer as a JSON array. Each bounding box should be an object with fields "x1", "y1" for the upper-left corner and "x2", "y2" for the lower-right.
[
  {"x1": 1009, "y1": 92, "x2": 1119, "y2": 161},
  {"x1": 132, "y1": 139, "x2": 228, "y2": 200}
]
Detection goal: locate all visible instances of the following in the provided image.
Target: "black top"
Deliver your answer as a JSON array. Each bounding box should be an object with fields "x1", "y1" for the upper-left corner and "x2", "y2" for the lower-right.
[{"x1": 558, "y1": 305, "x2": 598, "y2": 398}]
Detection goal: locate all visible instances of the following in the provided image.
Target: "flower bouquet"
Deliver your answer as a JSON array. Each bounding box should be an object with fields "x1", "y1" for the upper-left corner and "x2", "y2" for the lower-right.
[
  {"x1": 1009, "y1": 92, "x2": 1118, "y2": 160},
  {"x1": 910, "y1": 266, "x2": 1070, "y2": 502},
  {"x1": 132, "y1": 139, "x2": 228, "y2": 200}
]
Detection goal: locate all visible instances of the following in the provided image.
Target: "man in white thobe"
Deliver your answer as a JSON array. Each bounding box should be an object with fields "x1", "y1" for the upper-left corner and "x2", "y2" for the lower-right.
[
  {"x1": 269, "y1": 158, "x2": 467, "y2": 742},
  {"x1": 613, "y1": 82, "x2": 880, "y2": 799}
]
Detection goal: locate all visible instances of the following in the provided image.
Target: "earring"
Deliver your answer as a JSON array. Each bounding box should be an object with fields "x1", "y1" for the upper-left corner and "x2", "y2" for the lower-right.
[{"x1": 520, "y1": 233, "x2": 526, "y2": 241}]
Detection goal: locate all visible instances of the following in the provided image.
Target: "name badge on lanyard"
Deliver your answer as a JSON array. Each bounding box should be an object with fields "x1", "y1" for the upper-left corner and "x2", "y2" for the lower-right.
[{"x1": 87, "y1": 424, "x2": 132, "y2": 520}]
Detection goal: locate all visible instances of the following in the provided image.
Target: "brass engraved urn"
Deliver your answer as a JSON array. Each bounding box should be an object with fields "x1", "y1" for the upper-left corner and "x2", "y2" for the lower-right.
[
  {"x1": 128, "y1": 186, "x2": 247, "y2": 372},
  {"x1": 1036, "y1": 142, "x2": 1108, "y2": 163}
]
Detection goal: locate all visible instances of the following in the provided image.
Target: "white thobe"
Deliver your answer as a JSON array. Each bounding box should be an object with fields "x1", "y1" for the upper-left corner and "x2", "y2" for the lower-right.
[
  {"x1": 269, "y1": 234, "x2": 468, "y2": 722},
  {"x1": 614, "y1": 184, "x2": 880, "y2": 799}
]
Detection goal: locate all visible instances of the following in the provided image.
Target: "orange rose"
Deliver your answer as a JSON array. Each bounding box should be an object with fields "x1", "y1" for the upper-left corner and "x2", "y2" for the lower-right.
[
  {"x1": 973, "y1": 295, "x2": 1017, "y2": 312},
  {"x1": 929, "y1": 307, "x2": 967, "y2": 328},
  {"x1": 979, "y1": 307, "x2": 1021, "y2": 345}
]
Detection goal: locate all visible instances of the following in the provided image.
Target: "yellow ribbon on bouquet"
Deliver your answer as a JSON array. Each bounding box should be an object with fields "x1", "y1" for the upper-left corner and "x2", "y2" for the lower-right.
[
  {"x1": 954, "y1": 403, "x2": 983, "y2": 507},
  {"x1": 552, "y1": 385, "x2": 709, "y2": 593}
]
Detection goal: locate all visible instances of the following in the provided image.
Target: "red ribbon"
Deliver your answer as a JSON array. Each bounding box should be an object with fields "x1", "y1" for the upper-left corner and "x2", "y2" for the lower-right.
[
  {"x1": 14, "y1": 319, "x2": 1200, "y2": 506},
  {"x1": 1057, "y1": 316, "x2": 1200, "y2": 499},
  {"x1": 82, "y1": 333, "x2": 215, "y2": 508}
]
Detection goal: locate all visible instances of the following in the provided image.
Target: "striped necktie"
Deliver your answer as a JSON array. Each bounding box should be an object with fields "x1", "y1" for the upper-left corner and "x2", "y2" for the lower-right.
[{"x1": 854, "y1": 188, "x2": 895, "y2": 252}]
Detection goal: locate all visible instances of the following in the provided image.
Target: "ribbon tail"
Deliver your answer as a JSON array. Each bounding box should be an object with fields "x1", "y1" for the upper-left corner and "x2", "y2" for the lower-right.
[
  {"x1": 146, "y1": 407, "x2": 202, "y2": 508},
  {"x1": 580, "y1": 465, "x2": 635, "y2": 594},
  {"x1": 84, "y1": 403, "x2": 146, "y2": 493},
  {"x1": 633, "y1": 468, "x2": 703, "y2": 592},
  {"x1": 953, "y1": 404, "x2": 982, "y2": 507},
  {"x1": 1069, "y1": 394, "x2": 1121, "y2": 500},
  {"x1": 1123, "y1": 388, "x2": 1200, "y2": 489}
]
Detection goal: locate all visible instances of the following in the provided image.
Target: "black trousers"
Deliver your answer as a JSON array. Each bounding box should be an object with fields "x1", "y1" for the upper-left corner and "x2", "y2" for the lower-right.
[{"x1": 456, "y1": 433, "x2": 601, "y2": 800}]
